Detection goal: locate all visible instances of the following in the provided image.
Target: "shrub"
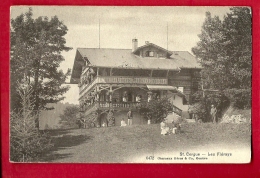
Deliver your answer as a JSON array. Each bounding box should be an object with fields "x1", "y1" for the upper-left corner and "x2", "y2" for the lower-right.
[
  {"x1": 59, "y1": 105, "x2": 79, "y2": 129},
  {"x1": 139, "y1": 97, "x2": 173, "y2": 123},
  {"x1": 224, "y1": 89, "x2": 251, "y2": 109}
]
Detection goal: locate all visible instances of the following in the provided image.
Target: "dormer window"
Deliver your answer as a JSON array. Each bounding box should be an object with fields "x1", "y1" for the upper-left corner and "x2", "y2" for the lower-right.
[
  {"x1": 132, "y1": 42, "x2": 173, "y2": 57},
  {"x1": 145, "y1": 51, "x2": 154, "y2": 57}
]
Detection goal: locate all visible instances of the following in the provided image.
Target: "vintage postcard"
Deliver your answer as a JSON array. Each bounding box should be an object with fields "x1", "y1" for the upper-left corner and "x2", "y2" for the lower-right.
[{"x1": 10, "y1": 6, "x2": 251, "y2": 163}]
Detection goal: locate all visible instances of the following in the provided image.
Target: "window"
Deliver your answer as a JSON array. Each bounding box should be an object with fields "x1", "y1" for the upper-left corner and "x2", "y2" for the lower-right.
[{"x1": 145, "y1": 51, "x2": 154, "y2": 57}]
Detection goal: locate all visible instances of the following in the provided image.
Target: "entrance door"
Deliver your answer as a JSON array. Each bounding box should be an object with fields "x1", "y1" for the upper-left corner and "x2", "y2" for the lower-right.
[{"x1": 98, "y1": 112, "x2": 108, "y2": 127}]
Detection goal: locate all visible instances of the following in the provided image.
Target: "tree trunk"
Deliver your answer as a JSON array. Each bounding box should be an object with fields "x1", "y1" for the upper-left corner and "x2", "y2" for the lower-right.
[{"x1": 34, "y1": 59, "x2": 40, "y2": 129}]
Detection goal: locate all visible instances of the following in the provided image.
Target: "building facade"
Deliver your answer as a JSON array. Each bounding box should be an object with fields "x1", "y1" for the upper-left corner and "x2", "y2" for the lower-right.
[{"x1": 71, "y1": 39, "x2": 201, "y2": 127}]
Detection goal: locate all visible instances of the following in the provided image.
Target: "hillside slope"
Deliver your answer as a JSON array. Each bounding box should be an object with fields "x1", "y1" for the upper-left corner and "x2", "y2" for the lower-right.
[{"x1": 42, "y1": 122, "x2": 251, "y2": 163}]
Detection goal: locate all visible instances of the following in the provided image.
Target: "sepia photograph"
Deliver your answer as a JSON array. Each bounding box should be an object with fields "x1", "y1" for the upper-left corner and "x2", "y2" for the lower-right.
[{"x1": 10, "y1": 6, "x2": 251, "y2": 163}]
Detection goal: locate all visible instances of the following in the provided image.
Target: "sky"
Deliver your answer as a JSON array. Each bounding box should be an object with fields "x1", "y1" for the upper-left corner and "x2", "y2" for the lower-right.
[{"x1": 11, "y1": 6, "x2": 231, "y2": 104}]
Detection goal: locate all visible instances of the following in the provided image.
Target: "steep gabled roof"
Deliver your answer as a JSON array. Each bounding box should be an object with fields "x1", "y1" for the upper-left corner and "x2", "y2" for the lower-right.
[{"x1": 77, "y1": 48, "x2": 183, "y2": 69}]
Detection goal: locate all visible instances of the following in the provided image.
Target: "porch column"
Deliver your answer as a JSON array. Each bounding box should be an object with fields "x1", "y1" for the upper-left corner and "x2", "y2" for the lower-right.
[
  {"x1": 97, "y1": 67, "x2": 100, "y2": 76},
  {"x1": 109, "y1": 85, "x2": 113, "y2": 102},
  {"x1": 110, "y1": 68, "x2": 113, "y2": 76},
  {"x1": 166, "y1": 70, "x2": 169, "y2": 78},
  {"x1": 96, "y1": 86, "x2": 100, "y2": 102}
]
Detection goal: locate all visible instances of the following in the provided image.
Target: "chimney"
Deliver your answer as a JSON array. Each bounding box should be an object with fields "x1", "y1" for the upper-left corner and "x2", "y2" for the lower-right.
[{"x1": 132, "y1": 39, "x2": 138, "y2": 52}]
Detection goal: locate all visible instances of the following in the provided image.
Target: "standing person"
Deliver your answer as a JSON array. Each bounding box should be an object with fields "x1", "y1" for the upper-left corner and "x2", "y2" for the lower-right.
[
  {"x1": 127, "y1": 109, "x2": 133, "y2": 125},
  {"x1": 188, "y1": 106, "x2": 193, "y2": 119},
  {"x1": 122, "y1": 96, "x2": 127, "y2": 102},
  {"x1": 147, "y1": 92, "x2": 152, "y2": 102},
  {"x1": 147, "y1": 95, "x2": 152, "y2": 102},
  {"x1": 136, "y1": 95, "x2": 141, "y2": 102},
  {"x1": 88, "y1": 67, "x2": 95, "y2": 81},
  {"x1": 210, "y1": 105, "x2": 217, "y2": 123},
  {"x1": 123, "y1": 91, "x2": 128, "y2": 107},
  {"x1": 83, "y1": 119, "x2": 87, "y2": 128},
  {"x1": 136, "y1": 95, "x2": 141, "y2": 107}
]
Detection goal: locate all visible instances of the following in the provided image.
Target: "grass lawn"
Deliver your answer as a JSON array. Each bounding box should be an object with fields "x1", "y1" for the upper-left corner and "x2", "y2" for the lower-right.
[{"x1": 41, "y1": 122, "x2": 251, "y2": 163}]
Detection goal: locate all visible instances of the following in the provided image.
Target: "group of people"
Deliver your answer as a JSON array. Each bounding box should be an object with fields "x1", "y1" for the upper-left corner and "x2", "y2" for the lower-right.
[
  {"x1": 121, "y1": 109, "x2": 133, "y2": 126},
  {"x1": 122, "y1": 92, "x2": 142, "y2": 103},
  {"x1": 136, "y1": 95, "x2": 142, "y2": 102},
  {"x1": 80, "y1": 67, "x2": 96, "y2": 86},
  {"x1": 159, "y1": 104, "x2": 217, "y2": 135},
  {"x1": 160, "y1": 119, "x2": 181, "y2": 136},
  {"x1": 120, "y1": 91, "x2": 162, "y2": 104},
  {"x1": 120, "y1": 109, "x2": 151, "y2": 127}
]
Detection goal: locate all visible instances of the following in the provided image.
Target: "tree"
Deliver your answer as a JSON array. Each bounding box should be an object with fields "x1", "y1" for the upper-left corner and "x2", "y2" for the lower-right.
[
  {"x1": 11, "y1": 8, "x2": 72, "y2": 128},
  {"x1": 139, "y1": 98, "x2": 173, "y2": 123},
  {"x1": 222, "y1": 7, "x2": 252, "y2": 89},
  {"x1": 191, "y1": 11, "x2": 230, "y2": 90},
  {"x1": 191, "y1": 90, "x2": 230, "y2": 122},
  {"x1": 192, "y1": 7, "x2": 251, "y2": 109},
  {"x1": 59, "y1": 105, "x2": 79, "y2": 129},
  {"x1": 10, "y1": 83, "x2": 53, "y2": 162}
]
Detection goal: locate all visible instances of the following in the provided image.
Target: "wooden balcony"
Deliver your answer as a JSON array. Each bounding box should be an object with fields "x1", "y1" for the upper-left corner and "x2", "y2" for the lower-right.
[
  {"x1": 79, "y1": 76, "x2": 168, "y2": 98},
  {"x1": 98, "y1": 101, "x2": 142, "y2": 110},
  {"x1": 80, "y1": 101, "x2": 182, "y2": 116},
  {"x1": 80, "y1": 101, "x2": 142, "y2": 113}
]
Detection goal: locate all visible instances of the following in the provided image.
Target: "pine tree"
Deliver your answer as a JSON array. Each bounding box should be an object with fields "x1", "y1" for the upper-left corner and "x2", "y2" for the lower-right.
[
  {"x1": 10, "y1": 83, "x2": 53, "y2": 162},
  {"x1": 11, "y1": 8, "x2": 72, "y2": 128}
]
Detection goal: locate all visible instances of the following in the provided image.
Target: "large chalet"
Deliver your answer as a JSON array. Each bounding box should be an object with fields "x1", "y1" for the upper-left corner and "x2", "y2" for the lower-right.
[{"x1": 70, "y1": 39, "x2": 201, "y2": 127}]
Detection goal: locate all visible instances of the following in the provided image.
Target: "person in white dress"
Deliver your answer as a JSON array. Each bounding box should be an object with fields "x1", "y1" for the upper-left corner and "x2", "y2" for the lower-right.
[
  {"x1": 120, "y1": 118, "x2": 127, "y2": 127},
  {"x1": 160, "y1": 119, "x2": 170, "y2": 135}
]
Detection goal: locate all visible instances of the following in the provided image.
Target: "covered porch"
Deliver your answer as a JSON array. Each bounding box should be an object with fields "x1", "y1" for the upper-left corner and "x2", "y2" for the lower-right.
[{"x1": 79, "y1": 84, "x2": 184, "y2": 116}]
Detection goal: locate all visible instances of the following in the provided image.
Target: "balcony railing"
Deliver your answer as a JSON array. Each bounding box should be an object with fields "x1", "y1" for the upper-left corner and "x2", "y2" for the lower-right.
[
  {"x1": 80, "y1": 101, "x2": 182, "y2": 116},
  {"x1": 80, "y1": 101, "x2": 142, "y2": 114},
  {"x1": 97, "y1": 76, "x2": 167, "y2": 85},
  {"x1": 172, "y1": 105, "x2": 182, "y2": 116},
  {"x1": 80, "y1": 101, "x2": 96, "y2": 112},
  {"x1": 79, "y1": 76, "x2": 97, "y2": 95},
  {"x1": 98, "y1": 101, "x2": 142, "y2": 109},
  {"x1": 79, "y1": 76, "x2": 168, "y2": 98},
  {"x1": 81, "y1": 66, "x2": 89, "y2": 75}
]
